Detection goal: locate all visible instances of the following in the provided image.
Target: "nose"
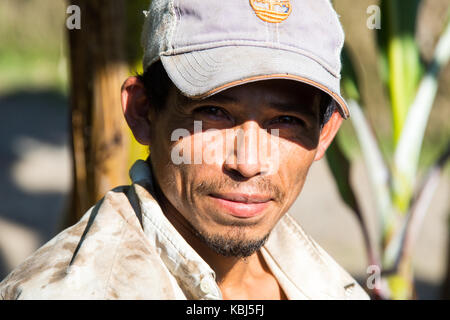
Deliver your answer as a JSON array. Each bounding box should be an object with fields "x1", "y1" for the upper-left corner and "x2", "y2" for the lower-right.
[{"x1": 224, "y1": 121, "x2": 266, "y2": 178}]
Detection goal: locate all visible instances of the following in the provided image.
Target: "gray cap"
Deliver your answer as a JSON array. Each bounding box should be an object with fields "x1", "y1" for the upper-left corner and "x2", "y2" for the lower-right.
[{"x1": 142, "y1": 0, "x2": 349, "y2": 118}]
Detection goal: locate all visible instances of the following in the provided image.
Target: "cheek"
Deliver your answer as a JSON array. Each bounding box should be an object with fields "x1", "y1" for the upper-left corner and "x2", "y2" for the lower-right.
[
  {"x1": 149, "y1": 124, "x2": 187, "y2": 207},
  {"x1": 150, "y1": 132, "x2": 211, "y2": 215},
  {"x1": 162, "y1": 126, "x2": 226, "y2": 168},
  {"x1": 277, "y1": 139, "x2": 317, "y2": 197}
]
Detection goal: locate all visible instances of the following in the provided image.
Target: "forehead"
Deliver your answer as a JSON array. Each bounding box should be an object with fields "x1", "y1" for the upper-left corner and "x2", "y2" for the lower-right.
[
  {"x1": 217, "y1": 80, "x2": 322, "y2": 102},
  {"x1": 171, "y1": 79, "x2": 323, "y2": 111}
]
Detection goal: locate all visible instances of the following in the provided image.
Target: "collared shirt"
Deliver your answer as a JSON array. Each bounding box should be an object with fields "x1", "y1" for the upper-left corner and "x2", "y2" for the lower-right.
[{"x1": 0, "y1": 160, "x2": 369, "y2": 300}]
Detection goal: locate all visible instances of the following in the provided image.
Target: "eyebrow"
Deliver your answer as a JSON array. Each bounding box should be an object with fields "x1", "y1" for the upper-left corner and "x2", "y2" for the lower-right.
[
  {"x1": 268, "y1": 101, "x2": 317, "y2": 118},
  {"x1": 200, "y1": 93, "x2": 239, "y2": 104},
  {"x1": 181, "y1": 92, "x2": 238, "y2": 109},
  {"x1": 191, "y1": 92, "x2": 318, "y2": 117}
]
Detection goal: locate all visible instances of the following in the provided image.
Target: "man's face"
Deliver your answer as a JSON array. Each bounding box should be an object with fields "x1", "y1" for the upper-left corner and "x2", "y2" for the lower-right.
[{"x1": 148, "y1": 80, "x2": 324, "y2": 257}]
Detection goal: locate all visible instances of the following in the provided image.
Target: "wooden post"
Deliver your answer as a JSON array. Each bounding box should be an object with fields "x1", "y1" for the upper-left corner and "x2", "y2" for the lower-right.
[{"x1": 65, "y1": 0, "x2": 130, "y2": 226}]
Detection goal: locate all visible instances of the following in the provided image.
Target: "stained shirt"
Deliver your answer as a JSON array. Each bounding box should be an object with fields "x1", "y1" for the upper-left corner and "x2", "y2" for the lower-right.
[{"x1": 0, "y1": 160, "x2": 369, "y2": 300}]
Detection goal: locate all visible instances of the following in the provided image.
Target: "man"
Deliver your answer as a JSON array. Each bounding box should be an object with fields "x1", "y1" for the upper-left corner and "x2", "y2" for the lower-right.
[{"x1": 0, "y1": 0, "x2": 369, "y2": 299}]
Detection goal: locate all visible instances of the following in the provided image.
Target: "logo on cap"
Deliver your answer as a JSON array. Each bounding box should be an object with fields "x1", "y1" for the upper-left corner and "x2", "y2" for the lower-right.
[{"x1": 250, "y1": 0, "x2": 292, "y2": 23}]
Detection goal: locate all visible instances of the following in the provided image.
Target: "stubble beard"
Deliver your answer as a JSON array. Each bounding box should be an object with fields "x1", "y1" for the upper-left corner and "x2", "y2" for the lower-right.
[{"x1": 190, "y1": 222, "x2": 271, "y2": 258}]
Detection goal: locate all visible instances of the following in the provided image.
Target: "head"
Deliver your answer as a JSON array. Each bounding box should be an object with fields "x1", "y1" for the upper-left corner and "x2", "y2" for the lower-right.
[
  {"x1": 123, "y1": 0, "x2": 347, "y2": 258},
  {"x1": 121, "y1": 62, "x2": 343, "y2": 257}
]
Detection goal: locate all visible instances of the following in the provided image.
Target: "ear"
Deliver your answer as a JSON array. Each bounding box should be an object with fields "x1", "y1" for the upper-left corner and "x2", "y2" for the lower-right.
[
  {"x1": 121, "y1": 76, "x2": 152, "y2": 145},
  {"x1": 314, "y1": 111, "x2": 343, "y2": 161}
]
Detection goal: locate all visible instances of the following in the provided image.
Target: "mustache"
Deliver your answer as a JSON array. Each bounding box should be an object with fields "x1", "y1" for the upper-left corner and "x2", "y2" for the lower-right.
[{"x1": 194, "y1": 177, "x2": 285, "y2": 203}]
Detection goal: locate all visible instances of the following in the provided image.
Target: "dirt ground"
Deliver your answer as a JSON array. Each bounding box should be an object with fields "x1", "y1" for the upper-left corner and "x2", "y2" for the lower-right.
[{"x1": 0, "y1": 90, "x2": 448, "y2": 299}]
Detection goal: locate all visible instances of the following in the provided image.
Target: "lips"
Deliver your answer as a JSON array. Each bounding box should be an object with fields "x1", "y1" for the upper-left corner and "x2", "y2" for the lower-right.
[{"x1": 209, "y1": 193, "x2": 272, "y2": 218}]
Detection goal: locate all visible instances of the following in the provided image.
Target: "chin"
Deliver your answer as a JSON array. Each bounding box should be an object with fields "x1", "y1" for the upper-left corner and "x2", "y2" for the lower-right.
[{"x1": 192, "y1": 224, "x2": 271, "y2": 258}]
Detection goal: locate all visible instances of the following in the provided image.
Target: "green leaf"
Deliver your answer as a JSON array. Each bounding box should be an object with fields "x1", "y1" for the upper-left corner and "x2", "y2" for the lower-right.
[
  {"x1": 376, "y1": 0, "x2": 423, "y2": 143},
  {"x1": 347, "y1": 100, "x2": 396, "y2": 246},
  {"x1": 326, "y1": 139, "x2": 358, "y2": 211},
  {"x1": 393, "y1": 16, "x2": 450, "y2": 212},
  {"x1": 341, "y1": 46, "x2": 361, "y2": 103},
  {"x1": 326, "y1": 136, "x2": 379, "y2": 267}
]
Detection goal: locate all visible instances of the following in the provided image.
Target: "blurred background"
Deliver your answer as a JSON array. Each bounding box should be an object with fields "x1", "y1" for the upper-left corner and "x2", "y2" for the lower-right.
[{"x1": 0, "y1": 0, "x2": 448, "y2": 299}]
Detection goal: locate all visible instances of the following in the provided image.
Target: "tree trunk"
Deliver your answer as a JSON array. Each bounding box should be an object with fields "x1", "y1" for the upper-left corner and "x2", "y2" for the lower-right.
[{"x1": 64, "y1": 0, "x2": 130, "y2": 227}]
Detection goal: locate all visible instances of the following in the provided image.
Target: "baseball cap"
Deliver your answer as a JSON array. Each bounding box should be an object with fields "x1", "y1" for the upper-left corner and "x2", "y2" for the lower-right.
[{"x1": 141, "y1": 0, "x2": 349, "y2": 118}]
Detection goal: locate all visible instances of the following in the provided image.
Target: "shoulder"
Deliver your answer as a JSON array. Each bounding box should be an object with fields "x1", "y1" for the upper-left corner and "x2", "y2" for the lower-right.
[
  {"x1": 0, "y1": 186, "x2": 176, "y2": 300},
  {"x1": 305, "y1": 230, "x2": 370, "y2": 300},
  {"x1": 268, "y1": 214, "x2": 370, "y2": 300}
]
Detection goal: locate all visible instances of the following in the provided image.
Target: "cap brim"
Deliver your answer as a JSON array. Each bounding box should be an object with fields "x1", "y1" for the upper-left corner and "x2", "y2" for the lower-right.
[{"x1": 160, "y1": 46, "x2": 349, "y2": 118}]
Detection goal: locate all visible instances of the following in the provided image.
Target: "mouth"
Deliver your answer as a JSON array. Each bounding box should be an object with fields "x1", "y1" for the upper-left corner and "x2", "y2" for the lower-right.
[{"x1": 209, "y1": 193, "x2": 273, "y2": 218}]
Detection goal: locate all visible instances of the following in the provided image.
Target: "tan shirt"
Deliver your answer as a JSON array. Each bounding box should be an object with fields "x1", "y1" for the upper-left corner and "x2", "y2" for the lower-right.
[{"x1": 0, "y1": 160, "x2": 369, "y2": 300}]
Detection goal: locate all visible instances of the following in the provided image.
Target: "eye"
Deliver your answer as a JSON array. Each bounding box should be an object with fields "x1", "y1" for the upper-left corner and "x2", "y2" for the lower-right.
[
  {"x1": 194, "y1": 106, "x2": 230, "y2": 121},
  {"x1": 271, "y1": 115, "x2": 306, "y2": 127}
]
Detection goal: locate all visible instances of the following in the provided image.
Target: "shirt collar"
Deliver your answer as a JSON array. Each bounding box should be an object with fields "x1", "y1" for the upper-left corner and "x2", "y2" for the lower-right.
[{"x1": 129, "y1": 159, "x2": 222, "y2": 300}]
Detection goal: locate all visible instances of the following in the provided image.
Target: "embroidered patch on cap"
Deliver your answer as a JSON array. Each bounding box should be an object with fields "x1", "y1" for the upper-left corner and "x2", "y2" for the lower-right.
[{"x1": 250, "y1": 0, "x2": 292, "y2": 23}]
